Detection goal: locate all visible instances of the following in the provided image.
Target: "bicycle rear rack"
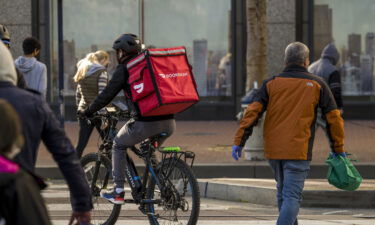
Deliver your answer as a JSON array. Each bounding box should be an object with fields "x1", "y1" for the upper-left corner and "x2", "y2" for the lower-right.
[{"x1": 159, "y1": 147, "x2": 196, "y2": 169}]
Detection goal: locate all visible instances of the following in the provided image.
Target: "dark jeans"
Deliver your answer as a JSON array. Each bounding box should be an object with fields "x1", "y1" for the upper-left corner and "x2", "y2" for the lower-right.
[
  {"x1": 268, "y1": 160, "x2": 310, "y2": 225},
  {"x1": 75, "y1": 117, "x2": 105, "y2": 158}
]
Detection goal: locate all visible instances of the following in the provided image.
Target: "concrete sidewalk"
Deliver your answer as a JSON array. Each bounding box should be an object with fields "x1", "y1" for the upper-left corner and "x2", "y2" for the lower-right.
[
  {"x1": 34, "y1": 121, "x2": 375, "y2": 210},
  {"x1": 35, "y1": 120, "x2": 375, "y2": 178},
  {"x1": 198, "y1": 178, "x2": 375, "y2": 208},
  {"x1": 35, "y1": 120, "x2": 375, "y2": 179},
  {"x1": 36, "y1": 120, "x2": 375, "y2": 166}
]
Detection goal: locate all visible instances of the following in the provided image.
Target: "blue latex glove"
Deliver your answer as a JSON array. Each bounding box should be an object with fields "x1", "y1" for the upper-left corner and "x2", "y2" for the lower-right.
[
  {"x1": 232, "y1": 145, "x2": 243, "y2": 161},
  {"x1": 333, "y1": 152, "x2": 347, "y2": 158}
]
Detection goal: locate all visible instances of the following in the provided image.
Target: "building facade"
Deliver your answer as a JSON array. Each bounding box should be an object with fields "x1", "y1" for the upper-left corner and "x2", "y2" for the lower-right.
[{"x1": 1, "y1": 0, "x2": 374, "y2": 120}]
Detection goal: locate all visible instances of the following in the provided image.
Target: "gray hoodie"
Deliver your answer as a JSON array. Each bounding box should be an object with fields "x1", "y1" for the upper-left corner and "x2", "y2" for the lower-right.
[
  {"x1": 0, "y1": 42, "x2": 17, "y2": 85},
  {"x1": 308, "y1": 43, "x2": 340, "y2": 83},
  {"x1": 86, "y1": 63, "x2": 106, "y2": 77},
  {"x1": 15, "y1": 56, "x2": 47, "y2": 98}
]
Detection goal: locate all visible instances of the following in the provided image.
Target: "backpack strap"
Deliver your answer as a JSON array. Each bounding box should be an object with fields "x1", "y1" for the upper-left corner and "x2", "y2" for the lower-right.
[{"x1": 123, "y1": 64, "x2": 139, "y2": 119}]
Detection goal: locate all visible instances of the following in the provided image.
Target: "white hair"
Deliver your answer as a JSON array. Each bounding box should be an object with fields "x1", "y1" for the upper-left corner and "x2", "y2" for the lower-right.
[{"x1": 284, "y1": 42, "x2": 310, "y2": 65}]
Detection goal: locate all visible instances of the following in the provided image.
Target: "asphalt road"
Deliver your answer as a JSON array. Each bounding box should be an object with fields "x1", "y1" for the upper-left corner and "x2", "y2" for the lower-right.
[{"x1": 44, "y1": 180, "x2": 375, "y2": 225}]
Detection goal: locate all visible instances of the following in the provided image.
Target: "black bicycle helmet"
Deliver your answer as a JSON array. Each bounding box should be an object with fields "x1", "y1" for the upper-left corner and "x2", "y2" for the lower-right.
[
  {"x1": 112, "y1": 33, "x2": 141, "y2": 55},
  {"x1": 0, "y1": 24, "x2": 10, "y2": 44}
]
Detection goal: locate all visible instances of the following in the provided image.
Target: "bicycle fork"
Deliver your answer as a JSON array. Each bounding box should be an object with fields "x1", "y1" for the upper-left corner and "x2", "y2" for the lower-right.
[{"x1": 92, "y1": 155, "x2": 110, "y2": 194}]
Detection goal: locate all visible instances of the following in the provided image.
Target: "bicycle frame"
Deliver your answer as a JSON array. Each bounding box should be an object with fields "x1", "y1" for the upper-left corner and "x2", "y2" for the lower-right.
[
  {"x1": 123, "y1": 138, "x2": 196, "y2": 207},
  {"x1": 87, "y1": 111, "x2": 124, "y2": 193},
  {"x1": 82, "y1": 110, "x2": 200, "y2": 225}
]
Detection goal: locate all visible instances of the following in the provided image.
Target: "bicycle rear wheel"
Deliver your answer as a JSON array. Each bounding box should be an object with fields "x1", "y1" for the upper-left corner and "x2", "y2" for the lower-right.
[
  {"x1": 146, "y1": 158, "x2": 200, "y2": 225},
  {"x1": 81, "y1": 153, "x2": 121, "y2": 225}
]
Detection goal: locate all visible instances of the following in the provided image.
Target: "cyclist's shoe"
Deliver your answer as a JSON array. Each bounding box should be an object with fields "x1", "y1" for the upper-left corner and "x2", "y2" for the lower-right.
[{"x1": 100, "y1": 189, "x2": 125, "y2": 204}]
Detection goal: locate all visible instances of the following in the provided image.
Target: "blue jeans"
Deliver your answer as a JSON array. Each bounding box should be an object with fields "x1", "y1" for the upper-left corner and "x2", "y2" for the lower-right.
[{"x1": 268, "y1": 160, "x2": 310, "y2": 225}]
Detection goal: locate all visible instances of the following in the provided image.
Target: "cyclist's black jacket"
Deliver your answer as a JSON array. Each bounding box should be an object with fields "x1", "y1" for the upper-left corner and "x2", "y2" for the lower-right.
[
  {"x1": 85, "y1": 59, "x2": 174, "y2": 121},
  {"x1": 0, "y1": 81, "x2": 93, "y2": 212}
]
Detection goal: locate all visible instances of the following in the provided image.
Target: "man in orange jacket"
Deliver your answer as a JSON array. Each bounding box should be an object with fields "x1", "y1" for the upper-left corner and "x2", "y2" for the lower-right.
[{"x1": 232, "y1": 42, "x2": 345, "y2": 225}]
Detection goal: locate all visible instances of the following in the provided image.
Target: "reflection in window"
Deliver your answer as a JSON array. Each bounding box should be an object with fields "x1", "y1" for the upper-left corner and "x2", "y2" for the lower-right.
[
  {"x1": 53, "y1": 0, "x2": 139, "y2": 97},
  {"x1": 144, "y1": 0, "x2": 232, "y2": 97},
  {"x1": 314, "y1": 0, "x2": 375, "y2": 96},
  {"x1": 53, "y1": 0, "x2": 232, "y2": 100}
]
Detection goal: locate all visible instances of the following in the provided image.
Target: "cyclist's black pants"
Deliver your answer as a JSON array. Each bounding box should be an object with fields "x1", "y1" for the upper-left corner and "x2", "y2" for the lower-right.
[{"x1": 112, "y1": 118, "x2": 176, "y2": 189}]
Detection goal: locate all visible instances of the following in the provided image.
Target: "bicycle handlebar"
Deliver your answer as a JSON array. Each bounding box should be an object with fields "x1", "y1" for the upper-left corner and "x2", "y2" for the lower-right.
[{"x1": 85, "y1": 107, "x2": 131, "y2": 125}]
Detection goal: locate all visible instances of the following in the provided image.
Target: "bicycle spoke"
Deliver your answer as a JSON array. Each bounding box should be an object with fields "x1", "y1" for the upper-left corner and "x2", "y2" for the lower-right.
[
  {"x1": 81, "y1": 154, "x2": 121, "y2": 225},
  {"x1": 147, "y1": 158, "x2": 199, "y2": 225}
]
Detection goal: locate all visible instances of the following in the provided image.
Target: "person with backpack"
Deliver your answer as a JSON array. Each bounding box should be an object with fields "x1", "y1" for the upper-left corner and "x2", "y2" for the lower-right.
[
  {"x1": 0, "y1": 99, "x2": 52, "y2": 225},
  {"x1": 79, "y1": 33, "x2": 175, "y2": 204},
  {"x1": 74, "y1": 50, "x2": 110, "y2": 158}
]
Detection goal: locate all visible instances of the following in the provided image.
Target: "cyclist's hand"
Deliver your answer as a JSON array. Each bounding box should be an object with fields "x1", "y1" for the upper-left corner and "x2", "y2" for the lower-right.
[
  {"x1": 68, "y1": 211, "x2": 91, "y2": 225},
  {"x1": 77, "y1": 109, "x2": 95, "y2": 120},
  {"x1": 232, "y1": 145, "x2": 243, "y2": 161}
]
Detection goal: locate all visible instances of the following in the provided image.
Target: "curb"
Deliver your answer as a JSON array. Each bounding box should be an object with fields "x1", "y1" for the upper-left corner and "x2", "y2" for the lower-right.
[
  {"x1": 198, "y1": 180, "x2": 277, "y2": 206},
  {"x1": 36, "y1": 163, "x2": 375, "y2": 180},
  {"x1": 198, "y1": 179, "x2": 375, "y2": 208}
]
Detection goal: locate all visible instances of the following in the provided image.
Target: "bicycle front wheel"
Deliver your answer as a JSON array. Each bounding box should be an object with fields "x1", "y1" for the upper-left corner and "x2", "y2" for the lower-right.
[
  {"x1": 81, "y1": 153, "x2": 121, "y2": 225},
  {"x1": 146, "y1": 158, "x2": 200, "y2": 225}
]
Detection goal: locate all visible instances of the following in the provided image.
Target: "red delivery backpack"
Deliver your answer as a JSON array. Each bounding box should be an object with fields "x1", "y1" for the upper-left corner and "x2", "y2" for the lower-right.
[{"x1": 126, "y1": 46, "x2": 199, "y2": 117}]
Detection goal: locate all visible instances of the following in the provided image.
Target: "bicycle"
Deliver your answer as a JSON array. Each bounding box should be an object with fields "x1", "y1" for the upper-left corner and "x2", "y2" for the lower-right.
[{"x1": 81, "y1": 105, "x2": 200, "y2": 225}]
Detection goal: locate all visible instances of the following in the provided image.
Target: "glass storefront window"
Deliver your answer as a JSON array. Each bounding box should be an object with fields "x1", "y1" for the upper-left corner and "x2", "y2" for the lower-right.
[
  {"x1": 144, "y1": 0, "x2": 232, "y2": 97},
  {"x1": 314, "y1": 0, "x2": 375, "y2": 97},
  {"x1": 51, "y1": 0, "x2": 140, "y2": 100},
  {"x1": 51, "y1": 0, "x2": 232, "y2": 105}
]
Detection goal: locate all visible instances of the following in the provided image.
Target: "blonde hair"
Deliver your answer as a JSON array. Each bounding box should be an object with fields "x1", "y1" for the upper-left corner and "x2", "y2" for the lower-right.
[{"x1": 74, "y1": 50, "x2": 109, "y2": 83}]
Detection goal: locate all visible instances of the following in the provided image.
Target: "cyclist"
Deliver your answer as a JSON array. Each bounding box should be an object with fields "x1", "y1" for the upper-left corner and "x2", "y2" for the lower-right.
[
  {"x1": 74, "y1": 50, "x2": 110, "y2": 158},
  {"x1": 0, "y1": 41, "x2": 92, "y2": 224},
  {"x1": 79, "y1": 33, "x2": 175, "y2": 204},
  {"x1": 0, "y1": 99, "x2": 51, "y2": 225}
]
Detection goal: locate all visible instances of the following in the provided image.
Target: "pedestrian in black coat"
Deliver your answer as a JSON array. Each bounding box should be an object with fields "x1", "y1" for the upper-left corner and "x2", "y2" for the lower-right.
[
  {"x1": 0, "y1": 41, "x2": 92, "y2": 223},
  {"x1": 0, "y1": 99, "x2": 51, "y2": 225}
]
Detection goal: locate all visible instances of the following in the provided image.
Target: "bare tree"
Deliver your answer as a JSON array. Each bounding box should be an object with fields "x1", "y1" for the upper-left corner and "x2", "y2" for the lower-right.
[{"x1": 246, "y1": 0, "x2": 268, "y2": 91}]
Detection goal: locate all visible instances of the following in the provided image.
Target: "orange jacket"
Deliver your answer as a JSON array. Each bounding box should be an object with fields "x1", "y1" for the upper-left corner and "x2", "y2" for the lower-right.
[{"x1": 234, "y1": 65, "x2": 344, "y2": 160}]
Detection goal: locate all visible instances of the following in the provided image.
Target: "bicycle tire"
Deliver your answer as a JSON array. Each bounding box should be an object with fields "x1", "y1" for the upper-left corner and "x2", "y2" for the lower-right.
[
  {"x1": 146, "y1": 158, "x2": 200, "y2": 225},
  {"x1": 81, "y1": 153, "x2": 121, "y2": 225}
]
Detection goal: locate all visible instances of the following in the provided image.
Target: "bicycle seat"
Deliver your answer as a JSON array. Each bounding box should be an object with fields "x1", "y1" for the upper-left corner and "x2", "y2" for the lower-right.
[{"x1": 147, "y1": 132, "x2": 169, "y2": 145}]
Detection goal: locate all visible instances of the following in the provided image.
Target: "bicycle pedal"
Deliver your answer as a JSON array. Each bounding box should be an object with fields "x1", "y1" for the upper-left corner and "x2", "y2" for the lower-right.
[
  {"x1": 124, "y1": 199, "x2": 136, "y2": 203},
  {"x1": 138, "y1": 205, "x2": 147, "y2": 214}
]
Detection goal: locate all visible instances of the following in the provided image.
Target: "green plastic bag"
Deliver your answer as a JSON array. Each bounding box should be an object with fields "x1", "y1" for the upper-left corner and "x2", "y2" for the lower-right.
[{"x1": 326, "y1": 154, "x2": 362, "y2": 191}]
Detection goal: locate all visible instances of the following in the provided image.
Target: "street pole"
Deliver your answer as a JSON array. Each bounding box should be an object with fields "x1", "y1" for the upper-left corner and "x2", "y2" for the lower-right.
[
  {"x1": 139, "y1": 0, "x2": 144, "y2": 43},
  {"x1": 57, "y1": 0, "x2": 65, "y2": 127}
]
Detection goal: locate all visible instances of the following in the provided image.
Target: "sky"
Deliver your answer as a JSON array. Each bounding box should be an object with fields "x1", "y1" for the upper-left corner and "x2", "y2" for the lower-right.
[{"x1": 316, "y1": 0, "x2": 375, "y2": 52}]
